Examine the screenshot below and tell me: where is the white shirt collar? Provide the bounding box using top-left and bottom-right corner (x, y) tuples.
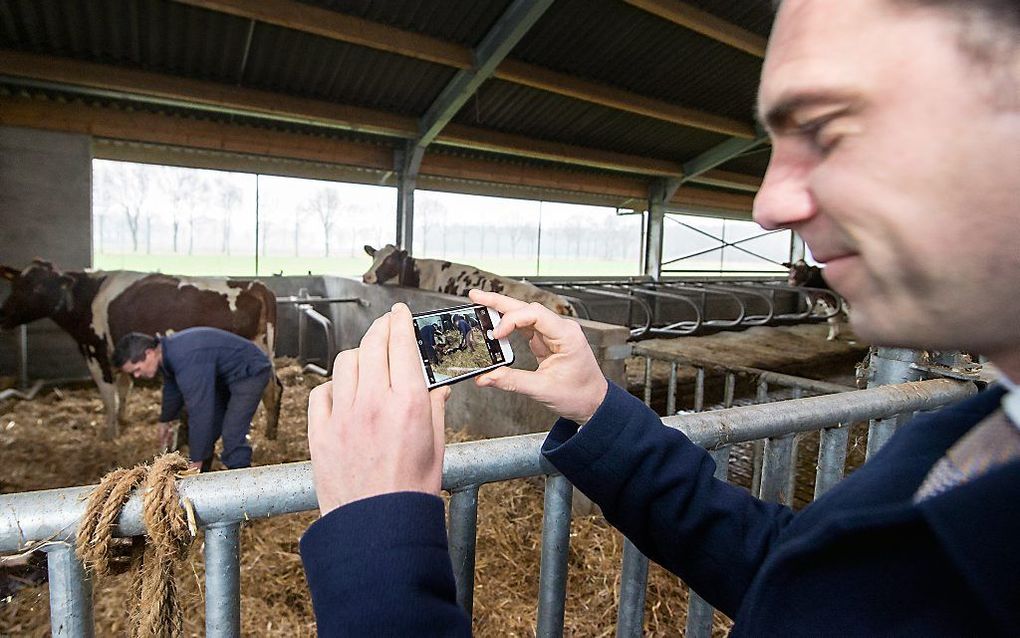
(999, 374), (1020, 429)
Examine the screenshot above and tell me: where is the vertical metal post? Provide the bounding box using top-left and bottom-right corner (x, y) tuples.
(866, 347), (924, 459)
(536, 474), (573, 638)
(615, 540), (649, 638)
(751, 379), (768, 497)
(44, 543), (94, 638)
(684, 447), (729, 638)
(666, 362), (678, 415)
(760, 435), (796, 505)
(723, 372), (735, 408)
(448, 486), (480, 617)
(395, 144), (423, 251)
(17, 323), (29, 389)
(205, 522), (242, 638)
(815, 424), (851, 499)
(643, 180), (667, 281)
(643, 357), (653, 407)
(789, 232), (806, 264)
(693, 368), (705, 412)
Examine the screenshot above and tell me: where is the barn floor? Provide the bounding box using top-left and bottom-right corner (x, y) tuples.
(1, 360), (733, 637)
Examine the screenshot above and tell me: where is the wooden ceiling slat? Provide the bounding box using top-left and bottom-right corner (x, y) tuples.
(170, 0), (755, 138)
(621, 0), (767, 58)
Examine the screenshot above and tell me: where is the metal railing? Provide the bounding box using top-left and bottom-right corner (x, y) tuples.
(0, 376), (975, 638)
(276, 290), (366, 376)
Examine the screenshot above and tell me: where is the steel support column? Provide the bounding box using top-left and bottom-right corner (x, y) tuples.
(644, 178), (677, 280)
(865, 347), (925, 458)
(394, 144), (423, 251)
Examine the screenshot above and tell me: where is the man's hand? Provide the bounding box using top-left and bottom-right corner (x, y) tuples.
(307, 303), (452, 517)
(468, 289), (608, 425)
(156, 421), (173, 452)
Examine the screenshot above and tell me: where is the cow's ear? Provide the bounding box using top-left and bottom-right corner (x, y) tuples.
(31, 258), (54, 269)
(781, 262), (792, 268)
(0, 265), (19, 281)
(364, 245), (376, 257)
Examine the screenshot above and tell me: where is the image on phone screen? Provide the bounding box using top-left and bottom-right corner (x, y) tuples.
(412, 304), (515, 389)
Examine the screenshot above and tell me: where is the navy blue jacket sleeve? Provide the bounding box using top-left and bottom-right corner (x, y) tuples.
(542, 381), (794, 616)
(159, 367), (185, 422)
(300, 492), (471, 637)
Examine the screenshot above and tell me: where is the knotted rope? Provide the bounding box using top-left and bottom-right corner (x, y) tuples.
(75, 453), (195, 638)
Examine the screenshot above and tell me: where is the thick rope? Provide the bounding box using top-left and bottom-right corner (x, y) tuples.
(75, 453), (194, 638)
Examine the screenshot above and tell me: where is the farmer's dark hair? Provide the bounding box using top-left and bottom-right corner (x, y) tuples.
(113, 332), (158, 367)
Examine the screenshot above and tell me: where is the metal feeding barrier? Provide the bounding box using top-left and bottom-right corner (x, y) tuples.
(0, 369), (976, 637)
(534, 278), (845, 339)
(275, 290), (366, 376)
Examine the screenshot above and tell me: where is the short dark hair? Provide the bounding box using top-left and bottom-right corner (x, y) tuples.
(773, 1), (1019, 60)
(113, 332), (158, 368)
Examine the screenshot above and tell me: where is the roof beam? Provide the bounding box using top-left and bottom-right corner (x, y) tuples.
(621, 0), (768, 58)
(416, 0), (554, 150)
(687, 169), (761, 192)
(170, 0), (754, 138)
(0, 51), (683, 177)
(681, 134), (769, 182)
(2, 95), (728, 208)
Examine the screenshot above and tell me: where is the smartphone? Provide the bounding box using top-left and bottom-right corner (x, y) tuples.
(412, 303), (515, 389)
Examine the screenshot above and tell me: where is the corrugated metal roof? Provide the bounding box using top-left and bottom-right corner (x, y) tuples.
(297, 0), (513, 48)
(511, 0), (763, 123)
(460, 79), (729, 161)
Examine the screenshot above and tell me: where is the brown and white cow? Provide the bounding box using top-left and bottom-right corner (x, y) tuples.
(785, 259), (849, 341)
(362, 245), (575, 316)
(0, 260), (283, 439)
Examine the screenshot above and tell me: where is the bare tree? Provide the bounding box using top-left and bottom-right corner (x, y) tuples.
(302, 187), (341, 257)
(158, 167), (207, 254)
(96, 163), (151, 253)
(219, 181), (243, 256)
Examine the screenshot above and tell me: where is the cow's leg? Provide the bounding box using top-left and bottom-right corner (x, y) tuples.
(827, 317), (841, 341)
(115, 373), (134, 423)
(261, 370), (283, 441)
(86, 359), (120, 439)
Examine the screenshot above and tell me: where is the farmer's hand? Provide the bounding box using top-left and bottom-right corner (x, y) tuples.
(156, 421), (173, 451)
(307, 303), (452, 517)
(468, 289), (608, 425)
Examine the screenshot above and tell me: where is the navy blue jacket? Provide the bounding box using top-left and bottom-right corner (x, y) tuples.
(300, 382), (1018, 635)
(158, 327), (271, 425)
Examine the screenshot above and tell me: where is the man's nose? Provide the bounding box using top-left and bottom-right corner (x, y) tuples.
(752, 149), (816, 230)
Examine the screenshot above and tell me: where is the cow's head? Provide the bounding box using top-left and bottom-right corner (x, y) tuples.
(363, 244), (411, 285)
(784, 260), (812, 286)
(0, 260), (75, 330)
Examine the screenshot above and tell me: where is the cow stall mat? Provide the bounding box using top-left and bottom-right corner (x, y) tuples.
(2, 359), (734, 636)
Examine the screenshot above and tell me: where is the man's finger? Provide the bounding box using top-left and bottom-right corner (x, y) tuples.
(429, 386), (451, 456)
(357, 313), (391, 391)
(469, 289), (528, 314)
(491, 302), (571, 341)
(308, 382), (333, 437)
(331, 349), (358, 416)
(476, 366), (546, 402)
(388, 303), (425, 391)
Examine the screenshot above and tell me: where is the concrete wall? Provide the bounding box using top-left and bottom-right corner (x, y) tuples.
(317, 277), (630, 437)
(0, 126), (93, 382)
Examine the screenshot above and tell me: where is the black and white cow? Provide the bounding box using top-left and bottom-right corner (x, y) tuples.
(785, 259), (849, 341)
(362, 245), (575, 316)
(0, 260), (283, 439)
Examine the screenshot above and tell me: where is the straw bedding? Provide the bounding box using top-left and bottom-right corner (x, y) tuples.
(1, 359), (745, 636)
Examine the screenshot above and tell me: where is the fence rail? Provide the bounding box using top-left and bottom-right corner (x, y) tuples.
(0, 378), (976, 637)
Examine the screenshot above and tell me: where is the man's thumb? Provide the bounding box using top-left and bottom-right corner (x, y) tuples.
(477, 367), (542, 399)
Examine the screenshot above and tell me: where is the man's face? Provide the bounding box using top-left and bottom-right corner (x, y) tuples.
(755, 0), (1020, 360)
(121, 348), (160, 380)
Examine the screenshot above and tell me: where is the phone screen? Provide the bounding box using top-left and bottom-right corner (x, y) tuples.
(412, 304), (512, 388)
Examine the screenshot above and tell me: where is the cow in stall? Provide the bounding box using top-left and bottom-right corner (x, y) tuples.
(0, 260), (283, 439)
(362, 245), (575, 316)
(784, 259), (850, 341)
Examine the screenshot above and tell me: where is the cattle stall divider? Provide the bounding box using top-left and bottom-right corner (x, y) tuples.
(0, 375), (976, 638)
(275, 290), (367, 376)
(0, 324), (70, 402)
(533, 278), (844, 338)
